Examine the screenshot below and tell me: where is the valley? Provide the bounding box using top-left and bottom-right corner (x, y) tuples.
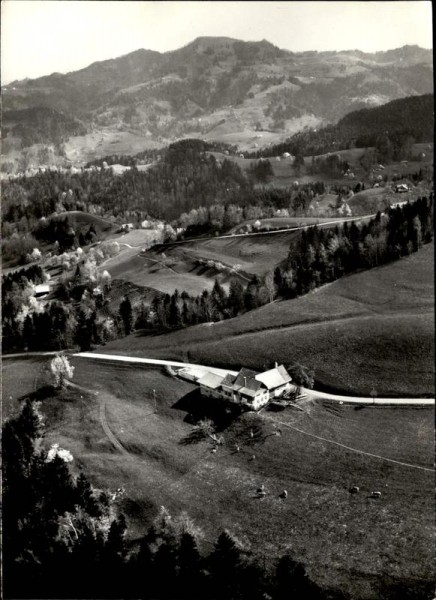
(1, 41), (433, 172)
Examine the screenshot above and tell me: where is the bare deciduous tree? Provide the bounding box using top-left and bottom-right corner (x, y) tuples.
(50, 354), (75, 389)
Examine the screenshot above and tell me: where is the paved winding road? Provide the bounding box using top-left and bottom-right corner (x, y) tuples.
(73, 352), (434, 406)
(4, 350), (433, 405)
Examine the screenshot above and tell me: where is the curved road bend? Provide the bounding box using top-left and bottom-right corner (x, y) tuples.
(73, 352), (434, 406)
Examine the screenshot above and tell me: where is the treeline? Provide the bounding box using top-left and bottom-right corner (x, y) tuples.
(2, 400), (335, 600)
(85, 148), (163, 168)
(176, 182), (331, 235)
(138, 276), (273, 331)
(274, 196), (434, 298)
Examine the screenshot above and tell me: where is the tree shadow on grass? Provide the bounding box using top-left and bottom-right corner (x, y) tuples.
(174, 389), (243, 445)
(227, 418), (272, 447)
(179, 428), (210, 445)
(17, 385), (56, 403)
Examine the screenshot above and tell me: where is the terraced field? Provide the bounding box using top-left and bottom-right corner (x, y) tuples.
(100, 226), (305, 295)
(159, 229), (300, 277)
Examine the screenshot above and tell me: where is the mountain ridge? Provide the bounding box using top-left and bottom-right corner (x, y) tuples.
(2, 38), (433, 169)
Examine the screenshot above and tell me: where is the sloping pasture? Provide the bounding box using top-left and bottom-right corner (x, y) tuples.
(104, 243), (434, 397)
(3, 355), (433, 599)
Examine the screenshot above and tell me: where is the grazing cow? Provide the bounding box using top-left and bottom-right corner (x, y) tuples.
(349, 486), (360, 494)
(371, 491), (381, 498)
(280, 490), (288, 499)
(257, 484), (265, 493)
(251, 454), (256, 461)
(211, 447), (217, 454)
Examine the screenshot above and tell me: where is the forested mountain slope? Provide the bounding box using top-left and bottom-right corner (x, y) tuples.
(249, 94), (434, 158)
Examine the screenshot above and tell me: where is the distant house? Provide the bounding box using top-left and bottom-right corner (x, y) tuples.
(33, 283), (50, 298)
(395, 184), (409, 193)
(120, 223), (134, 232)
(198, 364), (293, 411)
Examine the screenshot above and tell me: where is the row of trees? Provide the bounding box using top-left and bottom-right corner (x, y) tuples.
(274, 196), (433, 298)
(137, 278), (259, 330)
(3, 399), (343, 600)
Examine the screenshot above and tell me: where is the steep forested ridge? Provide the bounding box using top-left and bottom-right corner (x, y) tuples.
(248, 94), (434, 158)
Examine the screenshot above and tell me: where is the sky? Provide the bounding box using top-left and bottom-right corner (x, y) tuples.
(1, 1), (433, 84)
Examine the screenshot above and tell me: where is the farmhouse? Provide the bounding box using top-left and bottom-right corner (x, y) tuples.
(198, 364), (293, 411)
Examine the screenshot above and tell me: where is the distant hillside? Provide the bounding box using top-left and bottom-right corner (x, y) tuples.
(336, 93), (434, 144)
(2, 39), (433, 166)
(250, 94), (434, 158)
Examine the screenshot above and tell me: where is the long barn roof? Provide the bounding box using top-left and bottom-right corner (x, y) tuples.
(198, 372), (224, 389)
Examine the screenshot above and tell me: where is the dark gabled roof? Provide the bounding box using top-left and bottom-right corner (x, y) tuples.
(233, 368), (259, 390)
(221, 373), (237, 386)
